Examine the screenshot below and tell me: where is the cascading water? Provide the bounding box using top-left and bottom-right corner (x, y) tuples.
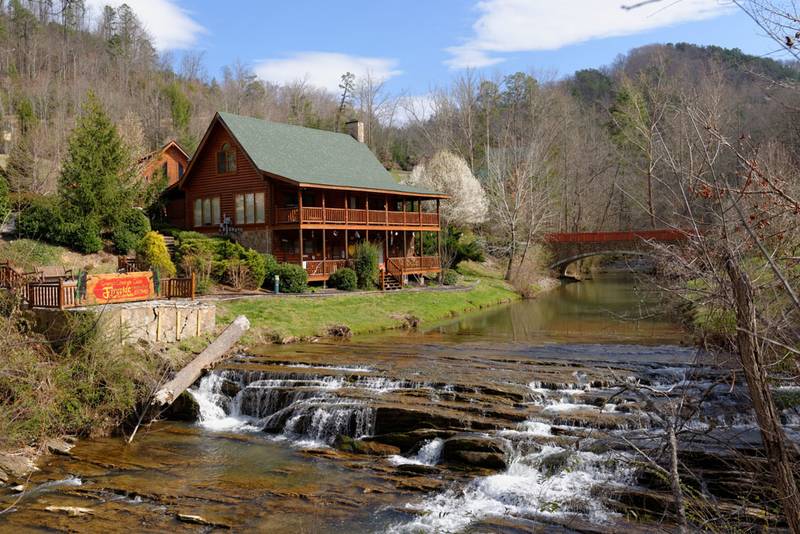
(390, 420), (634, 533)
(189, 370), (376, 446)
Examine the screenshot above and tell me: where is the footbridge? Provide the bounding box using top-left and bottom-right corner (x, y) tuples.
(543, 229), (690, 275)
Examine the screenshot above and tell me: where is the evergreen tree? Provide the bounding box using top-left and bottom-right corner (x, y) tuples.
(4, 133), (35, 192)
(58, 91), (133, 229)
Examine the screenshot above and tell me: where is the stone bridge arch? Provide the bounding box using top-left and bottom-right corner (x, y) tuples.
(543, 230), (689, 276)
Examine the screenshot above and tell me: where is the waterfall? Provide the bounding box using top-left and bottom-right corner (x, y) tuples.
(390, 425), (634, 533)
(189, 371), (375, 445)
(389, 438), (444, 466)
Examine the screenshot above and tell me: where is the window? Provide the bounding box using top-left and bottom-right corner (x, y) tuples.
(235, 192), (265, 224)
(162, 162), (168, 180)
(178, 163), (185, 178)
(216, 143), (236, 174)
(193, 197), (221, 227)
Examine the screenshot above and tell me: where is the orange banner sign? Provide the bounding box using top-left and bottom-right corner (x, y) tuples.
(83, 272), (155, 305)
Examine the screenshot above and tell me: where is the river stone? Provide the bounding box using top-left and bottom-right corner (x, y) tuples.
(163, 391), (200, 422)
(45, 438), (74, 456)
(334, 435), (400, 456)
(45, 506), (94, 517)
(441, 435), (507, 470)
(220, 378), (240, 398)
(0, 450), (37, 479)
(365, 429), (455, 453)
(539, 450), (573, 476)
(374, 407), (465, 434)
(445, 450), (507, 470)
(395, 463), (439, 475)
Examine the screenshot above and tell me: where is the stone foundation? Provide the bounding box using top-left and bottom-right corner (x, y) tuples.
(31, 300), (216, 345)
(237, 229), (272, 254)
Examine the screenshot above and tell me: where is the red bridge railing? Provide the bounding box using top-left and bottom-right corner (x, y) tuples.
(544, 229), (691, 244)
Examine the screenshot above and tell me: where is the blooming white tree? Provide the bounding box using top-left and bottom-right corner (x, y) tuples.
(406, 150), (488, 227)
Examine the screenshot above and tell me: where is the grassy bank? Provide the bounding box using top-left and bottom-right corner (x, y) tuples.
(216, 270), (521, 343)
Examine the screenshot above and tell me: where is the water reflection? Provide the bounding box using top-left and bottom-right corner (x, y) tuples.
(430, 273), (684, 345)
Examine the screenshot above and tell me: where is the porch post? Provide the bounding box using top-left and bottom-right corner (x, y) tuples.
(298, 229), (304, 265)
(437, 199), (442, 273)
(365, 196), (370, 226)
(298, 188), (303, 222)
(322, 190), (326, 223)
(322, 229), (327, 285)
(345, 192), (349, 223)
(298, 188), (304, 265)
(345, 229), (349, 261)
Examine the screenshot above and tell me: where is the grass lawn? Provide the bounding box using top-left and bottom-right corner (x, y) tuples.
(216, 274), (520, 342)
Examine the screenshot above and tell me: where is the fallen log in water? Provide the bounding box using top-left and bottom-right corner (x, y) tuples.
(152, 315), (250, 407)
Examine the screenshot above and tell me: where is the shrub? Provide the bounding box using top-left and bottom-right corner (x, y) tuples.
(274, 263), (307, 293)
(111, 229), (137, 254)
(442, 268), (459, 286)
(118, 208), (151, 239)
(136, 231), (176, 277)
(329, 267), (357, 291)
(17, 196), (62, 241)
(224, 259), (250, 290)
(242, 249), (267, 289)
(353, 242), (380, 290)
(66, 216), (103, 254)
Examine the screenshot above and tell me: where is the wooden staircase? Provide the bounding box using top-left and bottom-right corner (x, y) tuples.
(382, 272), (402, 291)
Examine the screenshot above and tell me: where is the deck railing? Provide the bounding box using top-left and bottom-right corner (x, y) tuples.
(27, 279), (77, 309)
(160, 274), (196, 299)
(274, 207), (439, 227)
(305, 259), (349, 277)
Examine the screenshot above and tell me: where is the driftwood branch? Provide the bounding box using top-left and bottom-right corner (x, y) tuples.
(152, 315), (250, 407)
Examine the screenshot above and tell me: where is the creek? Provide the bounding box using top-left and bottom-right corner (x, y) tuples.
(2, 273), (797, 532)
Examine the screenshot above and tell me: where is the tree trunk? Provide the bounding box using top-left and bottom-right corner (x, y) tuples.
(725, 256), (800, 533)
(152, 315), (250, 407)
(668, 425), (688, 533)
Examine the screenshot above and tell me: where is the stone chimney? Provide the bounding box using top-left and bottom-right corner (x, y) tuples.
(345, 120), (365, 143)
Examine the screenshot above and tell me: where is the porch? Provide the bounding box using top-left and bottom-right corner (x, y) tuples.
(272, 186), (441, 230)
(272, 228), (441, 288)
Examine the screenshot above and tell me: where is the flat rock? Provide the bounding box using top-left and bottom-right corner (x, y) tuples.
(45, 506), (94, 517)
(0, 450), (38, 479)
(45, 438), (74, 456)
(177, 513), (230, 528)
(334, 435), (400, 456)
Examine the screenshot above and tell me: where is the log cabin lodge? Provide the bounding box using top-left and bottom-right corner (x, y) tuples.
(163, 112), (446, 287)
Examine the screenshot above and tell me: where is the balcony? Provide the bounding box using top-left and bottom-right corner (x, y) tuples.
(275, 207), (440, 228)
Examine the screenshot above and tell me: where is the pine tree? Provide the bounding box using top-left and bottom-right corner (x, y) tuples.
(58, 91), (133, 229)
(4, 133), (35, 192)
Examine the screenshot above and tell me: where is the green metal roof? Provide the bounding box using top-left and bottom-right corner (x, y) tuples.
(217, 112), (443, 197)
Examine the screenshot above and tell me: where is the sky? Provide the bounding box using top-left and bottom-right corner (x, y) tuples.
(84, 0), (788, 95)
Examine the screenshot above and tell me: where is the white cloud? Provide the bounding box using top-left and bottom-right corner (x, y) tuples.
(85, 0), (205, 50)
(447, 0), (736, 68)
(253, 52), (402, 93)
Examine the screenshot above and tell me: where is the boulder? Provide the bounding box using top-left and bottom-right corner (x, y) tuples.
(220, 378), (241, 398)
(0, 450), (37, 480)
(365, 429), (455, 453)
(374, 407), (465, 435)
(45, 438), (74, 456)
(334, 435), (400, 456)
(446, 450), (507, 470)
(539, 450), (573, 477)
(441, 435), (507, 471)
(326, 324), (352, 338)
(163, 391), (200, 422)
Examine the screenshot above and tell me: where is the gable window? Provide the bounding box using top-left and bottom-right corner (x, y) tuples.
(193, 196), (221, 227)
(162, 162), (168, 180)
(235, 192), (265, 225)
(178, 162), (185, 178)
(216, 143), (236, 174)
